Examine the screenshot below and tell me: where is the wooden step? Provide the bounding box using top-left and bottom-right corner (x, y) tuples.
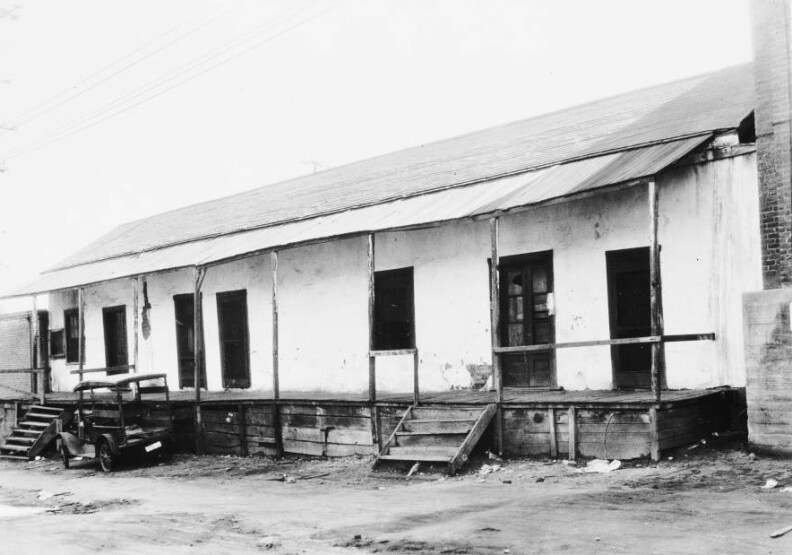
(378, 453), (455, 463)
(0, 454), (29, 460)
(395, 432), (466, 448)
(387, 446), (458, 459)
(410, 407), (485, 420)
(24, 412), (57, 421)
(401, 420), (475, 434)
(0, 443), (29, 452)
(4, 437), (35, 444)
(27, 405), (63, 414)
(13, 429), (40, 435)
(18, 421), (50, 428)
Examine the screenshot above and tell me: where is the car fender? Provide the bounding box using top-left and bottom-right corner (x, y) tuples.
(58, 431), (82, 454)
(98, 433), (121, 455)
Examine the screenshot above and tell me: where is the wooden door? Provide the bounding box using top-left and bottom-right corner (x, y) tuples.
(606, 248), (652, 389)
(217, 290), (251, 389)
(499, 252), (554, 388)
(174, 294), (205, 389)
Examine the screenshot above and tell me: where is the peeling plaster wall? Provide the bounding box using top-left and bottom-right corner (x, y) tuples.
(46, 153), (760, 394)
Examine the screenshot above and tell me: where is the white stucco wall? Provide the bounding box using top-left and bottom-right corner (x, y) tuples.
(46, 152), (760, 394)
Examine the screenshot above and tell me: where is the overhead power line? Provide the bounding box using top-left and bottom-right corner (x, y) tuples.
(0, 1), (337, 164)
(0, 2), (242, 134)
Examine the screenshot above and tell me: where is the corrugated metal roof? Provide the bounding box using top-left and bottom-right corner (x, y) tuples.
(50, 63), (754, 272)
(6, 135), (712, 297)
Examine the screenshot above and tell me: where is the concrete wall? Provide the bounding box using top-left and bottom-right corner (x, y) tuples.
(46, 152), (760, 394)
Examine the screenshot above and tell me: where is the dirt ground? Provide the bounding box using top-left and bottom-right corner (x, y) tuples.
(1, 437), (792, 554)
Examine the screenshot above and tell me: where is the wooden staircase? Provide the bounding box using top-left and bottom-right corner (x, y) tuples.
(374, 404), (497, 475)
(0, 405), (72, 460)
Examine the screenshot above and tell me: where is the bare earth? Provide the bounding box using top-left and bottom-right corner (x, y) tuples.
(1, 438), (791, 554)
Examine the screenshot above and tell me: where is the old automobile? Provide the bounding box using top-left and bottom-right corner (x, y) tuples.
(58, 373), (175, 472)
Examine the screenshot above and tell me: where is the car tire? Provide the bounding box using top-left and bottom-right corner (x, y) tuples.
(60, 444), (70, 469)
(97, 441), (114, 473)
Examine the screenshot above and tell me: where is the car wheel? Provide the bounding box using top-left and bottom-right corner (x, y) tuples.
(97, 441), (114, 473)
(60, 444), (70, 469)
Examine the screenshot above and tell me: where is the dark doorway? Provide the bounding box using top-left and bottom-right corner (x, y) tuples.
(174, 293), (206, 389)
(102, 306), (128, 373)
(217, 290), (250, 389)
(606, 247), (651, 389)
(499, 251), (555, 388)
(374, 267), (415, 350)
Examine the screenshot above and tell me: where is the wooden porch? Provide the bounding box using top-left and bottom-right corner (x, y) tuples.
(32, 386), (737, 462)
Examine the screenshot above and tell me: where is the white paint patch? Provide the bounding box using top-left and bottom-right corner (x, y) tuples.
(0, 505), (48, 518)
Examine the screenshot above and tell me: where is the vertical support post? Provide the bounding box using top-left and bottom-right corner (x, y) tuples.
(133, 277), (140, 373)
(193, 267), (206, 455)
(648, 179), (665, 402)
(270, 251), (283, 457)
(489, 217), (504, 455)
(30, 295), (41, 402)
(568, 406), (577, 461)
(548, 407), (558, 458)
(413, 349), (420, 406)
(239, 403), (248, 457)
(78, 287), (85, 401)
(367, 234), (376, 404)
(649, 406), (660, 462)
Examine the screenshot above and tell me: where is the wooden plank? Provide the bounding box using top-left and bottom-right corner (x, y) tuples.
(280, 413), (371, 431)
(369, 349), (417, 357)
(68, 365), (135, 375)
(202, 410), (241, 424)
(271, 251), (280, 401)
(193, 268), (205, 455)
(395, 432), (464, 448)
(413, 349), (420, 406)
(568, 407), (576, 461)
(203, 430), (241, 448)
(489, 218), (503, 457)
(494, 335), (661, 354)
(374, 406), (412, 465)
(648, 179), (664, 402)
(450, 404), (497, 474)
(0, 368), (47, 374)
(30, 296), (38, 400)
(281, 426), (372, 445)
(411, 407), (485, 420)
(246, 410), (276, 427)
(133, 278), (139, 378)
(203, 422), (240, 435)
(367, 234), (376, 403)
(548, 407), (558, 458)
(401, 420), (474, 434)
(246, 424), (276, 439)
(283, 439), (375, 457)
(280, 404), (371, 418)
(247, 442), (278, 457)
(239, 404), (248, 457)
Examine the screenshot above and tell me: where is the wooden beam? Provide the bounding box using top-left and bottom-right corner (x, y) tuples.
(30, 295), (41, 402)
(489, 217), (504, 457)
(78, 287), (85, 400)
(133, 277), (140, 374)
(648, 180), (664, 402)
(413, 348), (420, 406)
(193, 267), (206, 455)
(271, 251), (283, 457)
(548, 407), (558, 458)
(69, 365), (135, 375)
(369, 348), (418, 357)
(568, 406), (577, 461)
(649, 407), (660, 462)
(0, 368), (47, 374)
(367, 234), (376, 404)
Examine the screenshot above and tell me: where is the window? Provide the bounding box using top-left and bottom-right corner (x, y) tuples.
(174, 293), (206, 389)
(49, 329), (65, 358)
(374, 267), (415, 350)
(102, 305), (128, 371)
(217, 290), (250, 389)
(64, 309), (80, 363)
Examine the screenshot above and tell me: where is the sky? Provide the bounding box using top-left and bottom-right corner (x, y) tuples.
(0, 0), (752, 311)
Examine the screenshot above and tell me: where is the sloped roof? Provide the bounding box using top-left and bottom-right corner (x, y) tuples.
(50, 63), (754, 273)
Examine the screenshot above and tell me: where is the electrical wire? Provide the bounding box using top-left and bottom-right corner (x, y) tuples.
(0, 2), (243, 133)
(1, 1), (337, 163)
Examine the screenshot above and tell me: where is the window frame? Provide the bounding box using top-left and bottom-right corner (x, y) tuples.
(216, 289), (251, 389)
(64, 308), (80, 364)
(373, 266), (416, 351)
(102, 305), (129, 371)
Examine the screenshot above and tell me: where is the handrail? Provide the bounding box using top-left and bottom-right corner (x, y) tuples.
(69, 364), (136, 375)
(493, 333), (715, 354)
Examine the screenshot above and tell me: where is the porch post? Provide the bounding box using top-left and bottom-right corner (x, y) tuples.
(271, 251), (284, 456)
(30, 294), (42, 403)
(648, 179), (665, 402)
(489, 217), (504, 455)
(193, 267), (206, 455)
(133, 277), (140, 373)
(78, 287), (85, 401)
(367, 234), (376, 403)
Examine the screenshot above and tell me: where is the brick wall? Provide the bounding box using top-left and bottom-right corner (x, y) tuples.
(0, 313), (32, 399)
(751, 0), (792, 288)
